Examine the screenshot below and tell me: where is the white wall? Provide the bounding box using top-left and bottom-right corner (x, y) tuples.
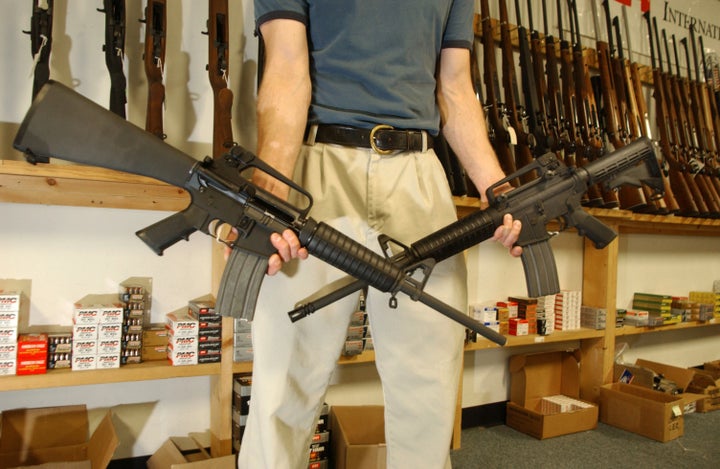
(1, 0), (719, 459)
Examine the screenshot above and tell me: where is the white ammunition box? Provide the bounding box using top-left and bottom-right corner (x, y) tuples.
(168, 333), (198, 352)
(0, 292), (21, 312)
(98, 338), (121, 355)
(0, 359), (16, 376)
(98, 323), (123, 341)
(73, 306), (100, 325)
(100, 304), (124, 324)
(0, 327), (17, 344)
(72, 339), (98, 357)
(97, 353), (121, 369)
(72, 354), (97, 371)
(0, 311), (19, 328)
(0, 343), (17, 361)
(73, 324), (98, 341)
(166, 312), (199, 338)
(167, 346), (198, 366)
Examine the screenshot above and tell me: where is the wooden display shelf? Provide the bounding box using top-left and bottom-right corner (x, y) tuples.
(465, 327), (606, 351)
(0, 159), (189, 211)
(615, 318), (720, 336)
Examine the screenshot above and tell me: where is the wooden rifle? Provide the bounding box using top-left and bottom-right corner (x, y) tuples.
(568, 0), (615, 207)
(479, 0), (518, 186)
(540, 0), (568, 155)
(24, 0), (53, 101)
(140, 0), (167, 140)
(499, 0), (536, 184)
(98, 0), (127, 118)
(656, 20), (711, 216)
(699, 35), (720, 166)
(669, 31), (720, 215)
(204, 0), (235, 160)
(685, 28), (720, 202)
(614, 8), (667, 212)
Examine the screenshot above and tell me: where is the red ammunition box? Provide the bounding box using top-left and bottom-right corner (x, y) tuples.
(16, 333), (48, 375)
(508, 318), (529, 336)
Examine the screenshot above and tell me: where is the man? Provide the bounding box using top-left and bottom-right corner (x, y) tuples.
(238, 1), (522, 467)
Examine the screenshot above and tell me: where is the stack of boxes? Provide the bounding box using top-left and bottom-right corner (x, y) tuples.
(580, 306), (607, 330)
(509, 296), (536, 336)
(72, 294), (124, 370)
(496, 300), (517, 335)
(166, 311), (199, 366)
(536, 295), (556, 335)
(342, 293), (368, 356)
(688, 291), (720, 320)
(188, 299), (222, 364)
(119, 277), (152, 365)
(0, 291), (20, 376)
(233, 318), (253, 363)
(554, 290), (582, 331)
(309, 403), (330, 468)
(631, 292), (673, 326)
(232, 375), (252, 453)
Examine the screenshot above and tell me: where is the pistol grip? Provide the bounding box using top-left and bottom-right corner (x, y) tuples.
(520, 241), (560, 298)
(216, 248), (269, 321)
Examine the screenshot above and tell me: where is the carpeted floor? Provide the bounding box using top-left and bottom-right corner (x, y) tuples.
(450, 410), (720, 468)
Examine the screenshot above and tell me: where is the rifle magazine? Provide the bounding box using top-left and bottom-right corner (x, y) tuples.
(216, 248), (268, 321)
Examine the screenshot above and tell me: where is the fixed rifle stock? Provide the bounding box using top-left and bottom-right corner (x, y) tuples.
(13, 81), (506, 345)
(140, 0), (167, 140)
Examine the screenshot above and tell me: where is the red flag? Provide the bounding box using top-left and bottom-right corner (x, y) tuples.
(641, 0), (650, 12)
(615, 0), (632, 5)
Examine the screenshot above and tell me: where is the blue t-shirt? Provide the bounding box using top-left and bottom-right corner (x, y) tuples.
(255, 0), (474, 134)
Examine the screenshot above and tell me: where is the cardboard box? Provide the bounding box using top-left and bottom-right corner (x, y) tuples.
(506, 350), (598, 439)
(146, 434), (235, 469)
(0, 405), (118, 468)
(330, 406), (386, 469)
(599, 382), (684, 442)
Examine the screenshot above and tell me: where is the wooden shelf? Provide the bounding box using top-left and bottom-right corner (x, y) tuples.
(465, 328), (606, 351)
(615, 318), (720, 337)
(0, 160), (189, 211)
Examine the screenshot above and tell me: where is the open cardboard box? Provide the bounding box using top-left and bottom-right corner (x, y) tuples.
(600, 382), (684, 442)
(615, 358), (720, 413)
(146, 432), (235, 469)
(0, 405), (118, 469)
(505, 350), (598, 439)
(330, 406), (386, 469)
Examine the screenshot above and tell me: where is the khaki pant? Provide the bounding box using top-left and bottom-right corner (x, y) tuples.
(238, 142), (467, 469)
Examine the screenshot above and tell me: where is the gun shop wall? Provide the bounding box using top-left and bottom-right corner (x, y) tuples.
(1, 0), (720, 461)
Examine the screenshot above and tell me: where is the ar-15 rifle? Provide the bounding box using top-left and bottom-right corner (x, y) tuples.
(24, 0), (53, 101)
(499, 0), (536, 184)
(140, 0), (167, 139)
(203, 0), (235, 160)
(14, 82), (663, 346)
(97, 0), (127, 118)
(479, 0), (518, 186)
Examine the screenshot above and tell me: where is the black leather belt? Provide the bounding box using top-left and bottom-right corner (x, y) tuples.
(305, 124), (433, 154)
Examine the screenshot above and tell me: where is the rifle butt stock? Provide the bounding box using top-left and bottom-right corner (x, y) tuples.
(13, 81), (196, 187)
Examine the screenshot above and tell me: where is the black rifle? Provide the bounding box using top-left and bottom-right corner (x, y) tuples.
(98, 0), (127, 118)
(15, 82), (664, 345)
(24, 0), (53, 101)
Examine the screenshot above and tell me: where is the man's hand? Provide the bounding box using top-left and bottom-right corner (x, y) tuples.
(267, 229), (309, 275)
(493, 213), (523, 257)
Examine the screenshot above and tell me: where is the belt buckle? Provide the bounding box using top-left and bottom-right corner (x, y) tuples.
(370, 124), (394, 155)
